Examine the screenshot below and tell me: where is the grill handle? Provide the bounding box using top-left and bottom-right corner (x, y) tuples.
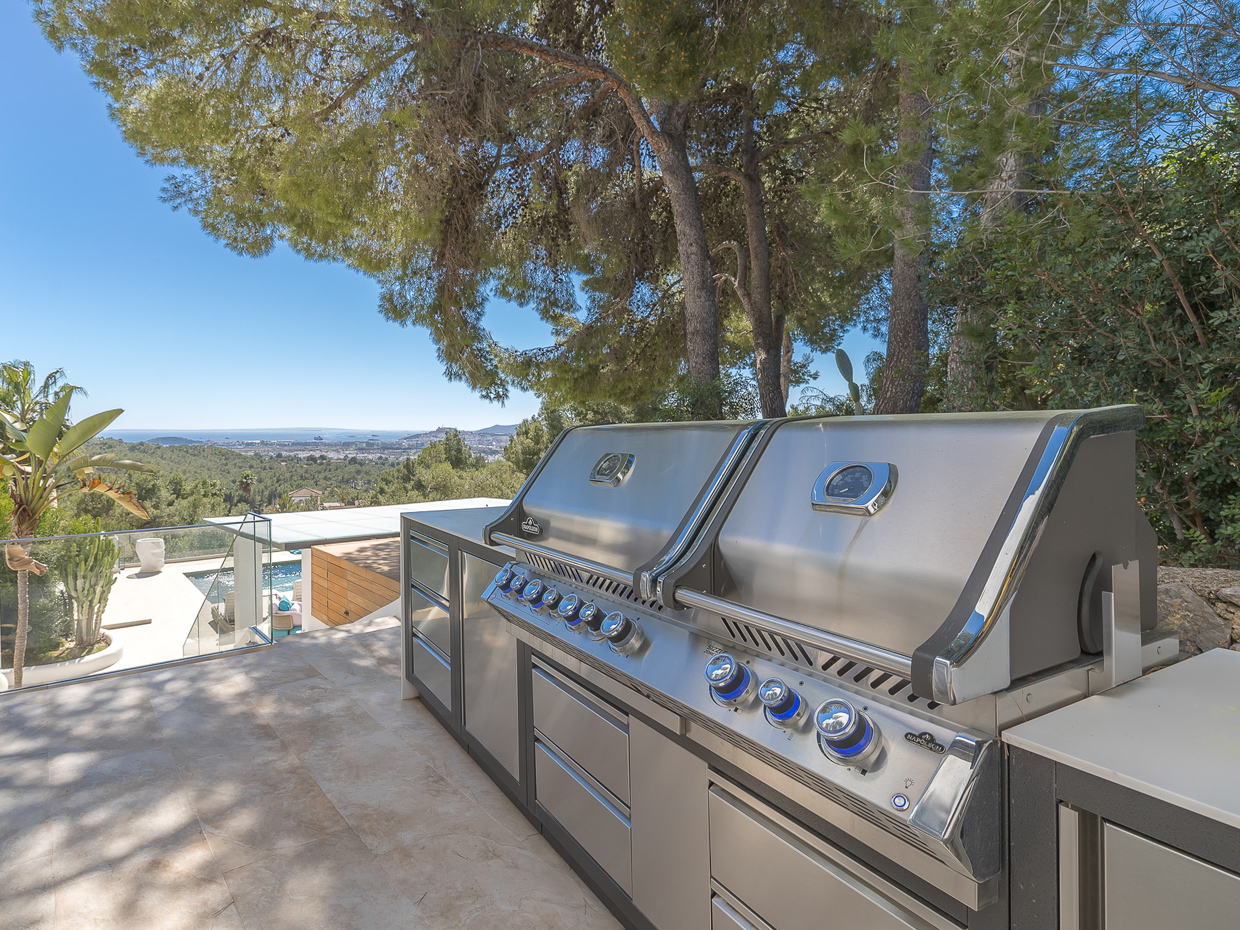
(489, 533), (634, 588)
(672, 586), (914, 681)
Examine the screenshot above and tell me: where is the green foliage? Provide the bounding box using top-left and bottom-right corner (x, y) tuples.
(58, 524), (119, 647)
(935, 118), (1240, 566)
(366, 431), (526, 505)
(68, 440), (392, 527)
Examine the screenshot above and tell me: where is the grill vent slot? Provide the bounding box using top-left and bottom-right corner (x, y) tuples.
(525, 553), (664, 613)
(709, 614), (937, 710)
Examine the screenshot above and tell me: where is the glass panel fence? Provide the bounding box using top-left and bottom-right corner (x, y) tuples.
(0, 516), (275, 692)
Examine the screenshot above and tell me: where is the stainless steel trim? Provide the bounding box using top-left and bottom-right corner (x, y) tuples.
(1060, 804), (1081, 930)
(532, 664), (631, 806)
(1101, 562), (1143, 691)
(410, 632), (451, 710)
(710, 892), (773, 930)
(640, 423), (767, 600)
(931, 405), (1144, 704)
(674, 587), (914, 680)
(810, 462), (898, 516)
(489, 533), (633, 586)
(907, 735), (1001, 880)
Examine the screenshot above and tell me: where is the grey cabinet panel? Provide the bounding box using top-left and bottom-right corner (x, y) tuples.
(535, 740), (632, 894)
(460, 553), (518, 778)
(631, 720), (710, 930)
(410, 634), (451, 712)
(1104, 823), (1240, 930)
(532, 666), (630, 806)
(712, 896), (772, 930)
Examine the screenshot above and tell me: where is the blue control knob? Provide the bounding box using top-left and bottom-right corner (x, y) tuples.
(539, 588), (561, 611)
(519, 579), (544, 603)
(578, 601), (602, 635)
(558, 593), (583, 630)
(814, 699), (880, 764)
(758, 678), (802, 726)
(704, 654), (752, 704)
(503, 575), (527, 598)
(493, 566), (514, 590)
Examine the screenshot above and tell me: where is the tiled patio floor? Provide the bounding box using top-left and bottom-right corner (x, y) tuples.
(0, 618), (621, 930)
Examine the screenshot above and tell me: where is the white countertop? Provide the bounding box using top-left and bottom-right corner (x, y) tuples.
(1004, 648), (1240, 830)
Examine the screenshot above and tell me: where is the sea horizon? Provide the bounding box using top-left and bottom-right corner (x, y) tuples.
(102, 425), (518, 443)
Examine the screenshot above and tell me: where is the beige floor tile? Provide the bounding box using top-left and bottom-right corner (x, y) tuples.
(0, 689), (50, 757)
(226, 649), (325, 693)
(138, 660), (247, 707)
(350, 685), (444, 736)
(0, 751), (53, 868)
(180, 746), (352, 872)
(248, 676), (385, 755)
(298, 727), (488, 856)
(379, 813), (622, 930)
(52, 839), (237, 930)
(223, 830), (421, 930)
(48, 749), (207, 885)
(417, 731), (541, 841)
(41, 676), (164, 764)
(295, 640), (401, 690)
(152, 696), (288, 764)
(0, 854), (56, 930)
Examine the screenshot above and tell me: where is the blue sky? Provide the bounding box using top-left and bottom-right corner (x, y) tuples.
(0, 4), (877, 433)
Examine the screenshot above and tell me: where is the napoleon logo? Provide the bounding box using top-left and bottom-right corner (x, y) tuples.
(520, 516), (542, 536)
(904, 731), (946, 754)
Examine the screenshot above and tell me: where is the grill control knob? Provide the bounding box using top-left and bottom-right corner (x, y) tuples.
(600, 611), (643, 653)
(503, 575), (527, 599)
(558, 593), (584, 630)
(539, 588), (561, 612)
(758, 678), (803, 727)
(519, 579), (544, 603)
(579, 601), (603, 636)
(704, 654), (753, 705)
(814, 699), (881, 766)
(493, 566), (514, 590)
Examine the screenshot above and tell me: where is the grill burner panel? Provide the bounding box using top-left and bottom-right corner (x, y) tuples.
(487, 562), (998, 883)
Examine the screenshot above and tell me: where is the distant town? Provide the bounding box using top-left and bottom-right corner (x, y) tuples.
(104, 424), (520, 461)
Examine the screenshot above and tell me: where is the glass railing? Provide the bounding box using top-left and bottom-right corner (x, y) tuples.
(0, 515), (275, 692)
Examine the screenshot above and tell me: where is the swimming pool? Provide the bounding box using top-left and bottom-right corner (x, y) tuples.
(188, 561), (302, 597)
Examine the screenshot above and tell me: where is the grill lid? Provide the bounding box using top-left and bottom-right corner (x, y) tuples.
(484, 421), (758, 581)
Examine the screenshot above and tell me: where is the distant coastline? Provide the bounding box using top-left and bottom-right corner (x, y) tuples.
(103, 425), (517, 444)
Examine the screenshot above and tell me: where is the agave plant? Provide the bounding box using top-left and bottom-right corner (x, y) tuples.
(0, 390), (154, 687)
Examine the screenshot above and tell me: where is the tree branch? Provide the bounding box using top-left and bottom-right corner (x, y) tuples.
(759, 129), (835, 160)
(692, 162), (745, 183)
(1054, 60), (1240, 99)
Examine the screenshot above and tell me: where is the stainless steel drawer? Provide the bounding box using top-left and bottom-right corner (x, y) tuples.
(536, 740), (632, 894)
(1103, 823), (1240, 930)
(410, 633), (451, 712)
(532, 665), (630, 805)
(708, 784), (940, 930)
(408, 583), (451, 657)
(407, 534), (450, 601)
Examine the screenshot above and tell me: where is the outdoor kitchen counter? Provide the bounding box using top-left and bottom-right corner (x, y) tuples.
(1004, 648), (1240, 831)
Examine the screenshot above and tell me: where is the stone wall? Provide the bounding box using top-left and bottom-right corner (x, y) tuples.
(1156, 567), (1240, 655)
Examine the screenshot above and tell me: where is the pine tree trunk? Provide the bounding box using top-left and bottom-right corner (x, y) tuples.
(779, 321), (793, 406)
(875, 80), (934, 415)
(650, 101), (720, 389)
(14, 568), (29, 689)
(740, 104), (786, 419)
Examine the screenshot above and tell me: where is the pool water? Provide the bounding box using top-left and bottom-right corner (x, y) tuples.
(188, 561), (302, 597)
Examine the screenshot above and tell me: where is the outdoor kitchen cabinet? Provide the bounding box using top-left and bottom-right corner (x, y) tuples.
(401, 507), (523, 795)
(1005, 648), (1240, 930)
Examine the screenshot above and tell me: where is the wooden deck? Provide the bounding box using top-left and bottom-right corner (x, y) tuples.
(310, 538), (400, 627)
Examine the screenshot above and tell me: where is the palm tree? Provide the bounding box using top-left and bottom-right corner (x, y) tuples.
(0, 387), (154, 686)
(238, 471), (255, 509)
(0, 360), (83, 423)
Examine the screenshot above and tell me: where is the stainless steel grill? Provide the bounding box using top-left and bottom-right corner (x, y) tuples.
(462, 407), (1176, 927)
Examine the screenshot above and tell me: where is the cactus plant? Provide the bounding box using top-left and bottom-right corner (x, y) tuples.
(60, 534), (120, 647)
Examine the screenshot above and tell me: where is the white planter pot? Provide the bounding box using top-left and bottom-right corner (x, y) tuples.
(136, 537), (165, 573)
(1, 631), (124, 688)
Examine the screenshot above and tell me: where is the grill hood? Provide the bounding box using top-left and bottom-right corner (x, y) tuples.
(486, 406), (1156, 704)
